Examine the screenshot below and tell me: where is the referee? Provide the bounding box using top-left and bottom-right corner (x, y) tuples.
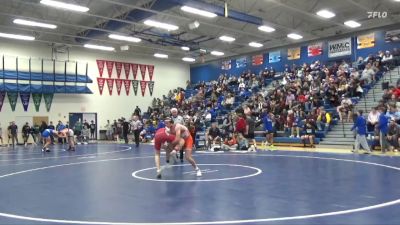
(131, 116), (142, 147)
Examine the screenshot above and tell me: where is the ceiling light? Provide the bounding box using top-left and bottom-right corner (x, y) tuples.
(219, 35), (235, 42)
(287, 33), (303, 40)
(258, 25), (275, 33)
(143, 20), (179, 31)
(84, 44), (114, 51)
(316, 9), (336, 18)
(154, 53), (168, 58)
(108, 34), (141, 43)
(181, 6), (217, 18)
(181, 46), (190, 51)
(211, 51), (224, 56)
(40, 0), (89, 12)
(249, 42), (263, 48)
(13, 19), (57, 29)
(182, 57), (196, 62)
(200, 49), (207, 53)
(344, 20), (361, 28)
(0, 32), (35, 41)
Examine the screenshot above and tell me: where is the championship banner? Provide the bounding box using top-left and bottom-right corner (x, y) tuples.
(147, 65), (154, 81)
(96, 60), (105, 77)
(123, 63), (131, 80)
(140, 80), (147, 96)
(308, 43), (323, 57)
(139, 64), (147, 80)
(269, 51), (281, 63)
(148, 81), (155, 96)
(252, 54), (263, 66)
(328, 38), (351, 58)
(357, 32), (375, 49)
(43, 93), (53, 112)
(132, 80), (139, 96)
(106, 78), (114, 95)
(106, 61), (114, 78)
(385, 29), (400, 43)
(20, 92), (30, 112)
(97, 77), (106, 95)
(287, 47), (300, 60)
(7, 92), (18, 111)
(236, 57), (247, 68)
(32, 93), (42, 112)
(221, 60), (231, 70)
(123, 80), (131, 95)
(115, 79), (123, 96)
(0, 92), (5, 111)
(115, 62), (123, 78)
(131, 63), (138, 80)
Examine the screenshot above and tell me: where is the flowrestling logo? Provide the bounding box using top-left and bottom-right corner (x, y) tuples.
(328, 38), (352, 58)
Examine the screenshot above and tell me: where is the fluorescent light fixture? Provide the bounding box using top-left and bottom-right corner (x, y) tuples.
(143, 19), (179, 31)
(200, 49), (207, 53)
(154, 53), (168, 58)
(316, 9), (336, 18)
(181, 6), (217, 18)
(344, 20), (361, 28)
(249, 42), (263, 48)
(40, 0), (89, 12)
(258, 25), (275, 32)
(182, 57), (196, 62)
(181, 46), (190, 51)
(13, 19), (57, 29)
(0, 32), (35, 41)
(211, 51), (224, 56)
(287, 33), (303, 40)
(108, 34), (141, 43)
(84, 44), (114, 51)
(219, 35), (235, 42)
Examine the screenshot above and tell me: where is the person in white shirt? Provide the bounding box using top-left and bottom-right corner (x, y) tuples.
(367, 107), (380, 132)
(171, 108), (184, 124)
(131, 116), (142, 147)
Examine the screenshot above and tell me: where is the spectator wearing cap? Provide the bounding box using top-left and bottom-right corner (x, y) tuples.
(351, 110), (371, 154)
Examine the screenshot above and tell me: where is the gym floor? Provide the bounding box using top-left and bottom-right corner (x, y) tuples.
(0, 144), (399, 225)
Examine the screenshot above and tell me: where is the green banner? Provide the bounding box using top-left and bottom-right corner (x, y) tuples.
(43, 93), (54, 112)
(7, 92), (18, 111)
(32, 93), (42, 112)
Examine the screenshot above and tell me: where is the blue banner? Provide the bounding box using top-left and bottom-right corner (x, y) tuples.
(269, 51), (281, 63)
(236, 57), (247, 68)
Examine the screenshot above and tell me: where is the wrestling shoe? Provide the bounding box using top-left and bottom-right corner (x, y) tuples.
(196, 169), (202, 177)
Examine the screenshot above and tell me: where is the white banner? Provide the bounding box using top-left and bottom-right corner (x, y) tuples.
(328, 38), (352, 58)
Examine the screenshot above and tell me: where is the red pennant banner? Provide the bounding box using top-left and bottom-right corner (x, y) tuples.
(106, 78), (114, 95)
(123, 63), (131, 80)
(115, 62), (123, 78)
(139, 64), (147, 80)
(106, 61), (114, 78)
(115, 79), (123, 95)
(96, 60), (105, 77)
(123, 80), (131, 95)
(147, 65), (154, 81)
(131, 63), (138, 80)
(140, 80), (147, 96)
(97, 77), (106, 95)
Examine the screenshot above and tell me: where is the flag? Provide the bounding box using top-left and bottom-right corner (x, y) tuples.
(0, 92), (5, 112)
(7, 92), (18, 111)
(106, 61), (114, 78)
(132, 80), (139, 96)
(148, 81), (155, 96)
(287, 47), (301, 60)
(269, 51), (281, 63)
(236, 57), (247, 68)
(115, 62), (123, 78)
(139, 64), (147, 80)
(221, 60), (231, 70)
(96, 60), (105, 77)
(140, 80), (147, 96)
(32, 93), (42, 112)
(123, 80), (131, 95)
(106, 78), (114, 95)
(97, 77), (106, 95)
(131, 63), (138, 80)
(43, 93), (53, 112)
(123, 63), (131, 79)
(20, 92), (30, 111)
(115, 79), (123, 95)
(252, 54), (263, 66)
(308, 43), (323, 57)
(147, 65), (154, 81)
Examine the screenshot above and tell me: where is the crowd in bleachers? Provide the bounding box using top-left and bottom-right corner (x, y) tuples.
(105, 47), (400, 152)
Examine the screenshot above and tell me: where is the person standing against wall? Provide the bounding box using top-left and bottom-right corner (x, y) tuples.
(122, 119), (131, 144)
(89, 120), (96, 140)
(105, 120), (112, 140)
(8, 121), (18, 149)
(134, 106), (141, 117)
(131, 116), (142, 147)
(22, 122), (31, 147)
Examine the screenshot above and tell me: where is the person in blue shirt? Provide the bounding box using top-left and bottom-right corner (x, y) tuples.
(351, 110), (371, 154)
(377, 107), (389, 153)
(156, 120), (165, 130)
(41, 128), (57, 152)
(262, 111), (275, 149)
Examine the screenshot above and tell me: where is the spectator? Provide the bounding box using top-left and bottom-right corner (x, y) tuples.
(8, 121), (18, 148)
(316, 108), (332, 132)
(387, 118), (400, 152)
(206, 122), (221, 150)
(22, 122), (31, 147)
(301, 120), (316, 148)
(235, 111), (247, 135)
(134, 106), (141, 116)
(221, 133), (238, 151)
(122, 119), (130, 144)
(262, 111), (274, 148)
(367, 107), (380, 132)
(337, 97), (353, 122)
(89, 120), (96, 140)
(104, 120), (112, 140)
(351, 110), (371, 154)
(377, 107), (389, 153)
(237, 133), (249, 151)
(171, 108), (184, 124)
